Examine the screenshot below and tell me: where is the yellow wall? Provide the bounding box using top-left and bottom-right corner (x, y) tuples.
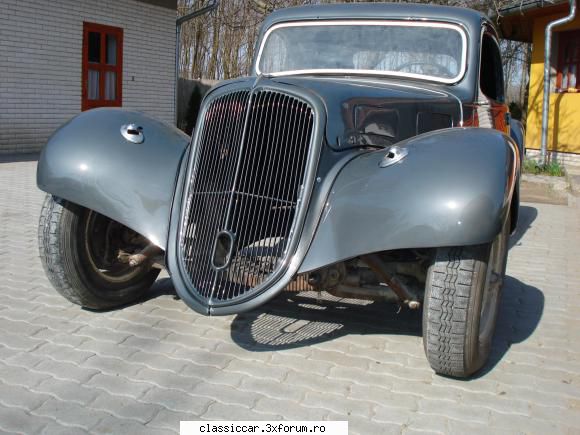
(526, 13), (580, 154)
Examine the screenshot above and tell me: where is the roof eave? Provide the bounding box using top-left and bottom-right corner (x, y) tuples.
(498, 0), (568, 18)
(135, 0), (177, 10)
(496, 0), (571, 41)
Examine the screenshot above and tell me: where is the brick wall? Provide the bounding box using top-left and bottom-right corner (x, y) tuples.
(0, 0), (176, 154)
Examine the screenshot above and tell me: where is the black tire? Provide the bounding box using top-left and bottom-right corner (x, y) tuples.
(423, 214), (510, 378)
(38, 195), (160, 310)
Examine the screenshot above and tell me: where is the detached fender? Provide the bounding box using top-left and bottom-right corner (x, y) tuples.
(37, 108), (189, 249)
(298, 128), (519, 273)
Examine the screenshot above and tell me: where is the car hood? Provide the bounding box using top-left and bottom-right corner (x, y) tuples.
(267, 76), (463, 149)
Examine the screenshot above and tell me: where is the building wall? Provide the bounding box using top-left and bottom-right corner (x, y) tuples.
(0, 0), (176, 154)
(526, 12), (580, 155)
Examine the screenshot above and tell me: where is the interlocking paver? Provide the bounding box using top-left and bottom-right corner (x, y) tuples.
(0, 406), (52, 434)
(32, 398), (110, 430)
(87, 392), (163, 424)
(253, 397), (329, 421)
(1, 159), (580, 434)
(0, 362), (52, 388)
(140, 388), (214, 415)
(0, 381), (52, 411)
(40, 422), (92, 435)
(90, 418), (170, 435)
(33, 378), (100, 406)
(201, 402), (280, 421)
(133, 367), (202, 392)
(146, 409), (201, 432)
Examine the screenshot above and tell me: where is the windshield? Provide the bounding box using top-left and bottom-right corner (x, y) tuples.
(257, 21), (467, 84)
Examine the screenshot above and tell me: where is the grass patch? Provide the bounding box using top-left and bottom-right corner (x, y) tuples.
(523, 158), (565, 177)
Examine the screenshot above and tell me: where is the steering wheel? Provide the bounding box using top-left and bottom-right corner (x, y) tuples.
(393, 61), (453, 78)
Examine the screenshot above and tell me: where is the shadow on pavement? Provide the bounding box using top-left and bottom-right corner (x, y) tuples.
(230, 291), (422, 350)
(83, 277), (179, 313)
(476, 275), (544, 378)
(230, 275), (543, 378)
(509, 205), (538, 250)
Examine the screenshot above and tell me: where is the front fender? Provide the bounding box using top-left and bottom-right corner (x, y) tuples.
(510, 118), (525, 165)
(37, 108), (189, 249)
(299, 128), (519, 273)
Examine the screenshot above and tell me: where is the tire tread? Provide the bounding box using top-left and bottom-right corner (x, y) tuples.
(38, 195), (158, 309)
(423, 245), (487, 377)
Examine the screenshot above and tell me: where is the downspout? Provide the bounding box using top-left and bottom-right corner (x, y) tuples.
(541, 0), (576, 164)
(175, 0), (219, 126)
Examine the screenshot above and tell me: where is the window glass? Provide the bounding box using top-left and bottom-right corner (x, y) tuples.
(479, 34), (505, 102)
(88, 70), (100, 100)
(105, 71), (116, 100)
(558, 31), (580, 91)
(88, 32), (101, 63)
(106, 35), (117, 66)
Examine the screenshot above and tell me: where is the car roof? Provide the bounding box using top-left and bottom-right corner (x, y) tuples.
(262, 3), (489, 32)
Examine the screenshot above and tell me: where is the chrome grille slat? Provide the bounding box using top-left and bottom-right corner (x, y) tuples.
(178, 88), (316, 306)
(202, 91), (249, 295)
(198, 91), (246, 298)
(258, 93), (288, 282)
(185, 92), (241, 298)
(256, 95), (291, 285)
(241, 91), (273, 287)
(271, 99), (306, 281)
(222, 91), (266, 298)
(184, 91), (250, 299)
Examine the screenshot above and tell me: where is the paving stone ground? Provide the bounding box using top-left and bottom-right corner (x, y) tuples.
(1, 159), (580, 435)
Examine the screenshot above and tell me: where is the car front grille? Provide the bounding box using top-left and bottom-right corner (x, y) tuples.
(178, 88), (316, 306)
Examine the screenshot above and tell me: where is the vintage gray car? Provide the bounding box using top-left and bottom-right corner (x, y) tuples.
(37, 3), (523, 377)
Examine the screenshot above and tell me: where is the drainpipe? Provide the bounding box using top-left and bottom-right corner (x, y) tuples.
(175, 0), (219, 126)
(540, 0), (576, 164)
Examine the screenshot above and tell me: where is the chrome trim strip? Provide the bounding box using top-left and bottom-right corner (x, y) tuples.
(255, 20), (468, 85)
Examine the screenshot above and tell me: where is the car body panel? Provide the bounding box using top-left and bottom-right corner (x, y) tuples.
(299, 127), (519, 273)
(37, 108), (189, 249)
(272, 76), (464, 149)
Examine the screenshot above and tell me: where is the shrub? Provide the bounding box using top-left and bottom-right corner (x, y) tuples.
(523, 158), (565, 177)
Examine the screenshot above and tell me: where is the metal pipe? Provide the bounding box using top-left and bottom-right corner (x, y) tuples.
(541, 0), (576, 164)
(175, 0), (219, 126)
(361, 254), (421, 309)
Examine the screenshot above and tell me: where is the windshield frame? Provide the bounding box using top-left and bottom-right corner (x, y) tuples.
(255, 20), (469, 85)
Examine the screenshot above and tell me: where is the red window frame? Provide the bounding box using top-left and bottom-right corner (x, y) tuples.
(82, 22), (123, 111)
(556, 30), (580, 92)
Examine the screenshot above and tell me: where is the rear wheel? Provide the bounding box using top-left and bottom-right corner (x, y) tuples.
(38, 195), (160, 309)
(423, 214), (510, 377)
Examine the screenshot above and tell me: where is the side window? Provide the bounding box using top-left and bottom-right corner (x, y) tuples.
(480, 34), (505, 102)
(557, 30), (580, 92)
(82, 22), (123, 111)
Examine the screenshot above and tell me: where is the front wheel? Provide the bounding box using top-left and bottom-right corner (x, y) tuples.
(422, 214), (510, 377)
(38, 195), (160, 310)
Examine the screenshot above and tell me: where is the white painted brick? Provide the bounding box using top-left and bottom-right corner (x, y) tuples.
(0, 0), (176, 153)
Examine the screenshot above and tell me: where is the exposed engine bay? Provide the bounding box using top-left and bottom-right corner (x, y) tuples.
(289, 249), (431, 310)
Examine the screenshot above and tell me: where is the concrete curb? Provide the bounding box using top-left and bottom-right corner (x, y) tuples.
(521, 173), (569, 191)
